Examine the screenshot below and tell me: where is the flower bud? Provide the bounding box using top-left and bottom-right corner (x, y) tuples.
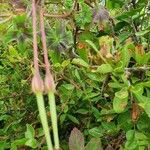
(32, 72), (44, 93)
(44, 71), (55, 93)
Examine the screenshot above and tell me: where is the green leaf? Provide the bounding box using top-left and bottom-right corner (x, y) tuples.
(37, 128), (44, 137)
(69, 128), (84, 150)
(49, 50), (62, 64)
(89, 127), (103, 138)
(25, 124), (35, 139)
(67, 114), (80, 124)
(141, 81), (150, 88)
(85, 40), (99, 53)
(121, 45), (132, 67)
(117, 112), (132, 131)
(135, 27), (150, 36)
(126, 130), (135, 141)
(97, 64), (113, 74)
(77, 47), (89, 63)
(137, 114), (150, 130)
(125, 130), (137, 149)
(11, 138), (27, 150)
(118, 32), (130, 43)
(135, 53), (150, 65)
(9, 46), (19, 57)
(116, 7), (143, 21)
(61, 60), (70, 68)
(131, 86), (143, 96)
(84, 138), (103, 150)
(92, 107), (101, 119)
(72, 58), (89, 68)
(60, 114), (67, 124)
(144, 101), (150, 118)
(131, 86), (150, 104)
(101, 122), (116, 133)
(108, 82), (122, 89)
(83, 92), (100, 101)
(113, 88), (128, 113)
(62, 84), (75, 90)
(0, 141), (6, 150)
(114, 61), (124, 73)
(25, 139), (38, 149)
(76, 109), (89, 114)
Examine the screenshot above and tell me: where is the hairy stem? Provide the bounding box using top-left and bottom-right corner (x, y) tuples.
(32, 1), (53, 149)
(36, 93), (53, 150)
(32, 0), (39, 72)
(40, 7), (50, 72)
(48, 91), (60, 149)
(40, 6), (60, 149)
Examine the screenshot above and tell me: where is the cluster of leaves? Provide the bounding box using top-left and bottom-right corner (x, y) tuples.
(0, 0), (150, 149)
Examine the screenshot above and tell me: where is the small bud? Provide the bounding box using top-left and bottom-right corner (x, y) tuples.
(32, 72), (44, 93)
(44, 71), (55, 93)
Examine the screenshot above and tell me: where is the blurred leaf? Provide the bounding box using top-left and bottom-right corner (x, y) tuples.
(60, 114), (67, 124)
(76, 109), (89, 115)
(89, 127), (103, 138)
(92, 107), (101, 119)
(67, 114), (80, 125)
(85, 40), (99, 53)
(136, 30), (150, 36)
(97, 64), (113, 74)
(0, 141), (6, 150)
(84, 138), (103, 150)
(25, 124), (35, 139)
(62, 84), (75, 91)
(25, 139), (38, 149)
(49, 50), (62, 64)
(116, 7), (143, 21)
(69, 128), (84, 150)
(72, 58), (89, 68)
(113, 88), (128, 113)
(121, 44), (132, 67)
(136, 26), (150, 36)
(83, 92), (100, 101)
(126, 130), (135, 141)
(144, 101), (150, 118)
(11, 138), (27, 150)
(101, 122), (117, 133)
(114, 21), (129, 32)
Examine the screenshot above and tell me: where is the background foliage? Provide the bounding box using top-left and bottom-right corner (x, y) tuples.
(0, 0), (150, 149)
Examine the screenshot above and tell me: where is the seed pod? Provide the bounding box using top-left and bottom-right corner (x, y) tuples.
(44, 71), (55, 93)
(32, 72), (44, 93)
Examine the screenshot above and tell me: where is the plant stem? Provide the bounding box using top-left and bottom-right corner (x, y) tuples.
(36, 93), (53, 150)
(39, 7), (50, 72)
(32, 0), (53, 149)
(39, 6), (60, 149)
(48, 91), (60, 149)
(32, 0), (39, 72)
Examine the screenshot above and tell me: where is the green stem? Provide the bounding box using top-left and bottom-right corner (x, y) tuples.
(48, 91), (60, 149)
(36, 93), (53, 150)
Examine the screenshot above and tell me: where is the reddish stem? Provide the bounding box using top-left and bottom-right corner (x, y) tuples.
(32, 0), (39, 72)
(39, 7), (50, 73)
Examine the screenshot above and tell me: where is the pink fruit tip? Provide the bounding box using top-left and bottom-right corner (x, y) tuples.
(32, 72), (44, 93)
(44, 71), (55, 93)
